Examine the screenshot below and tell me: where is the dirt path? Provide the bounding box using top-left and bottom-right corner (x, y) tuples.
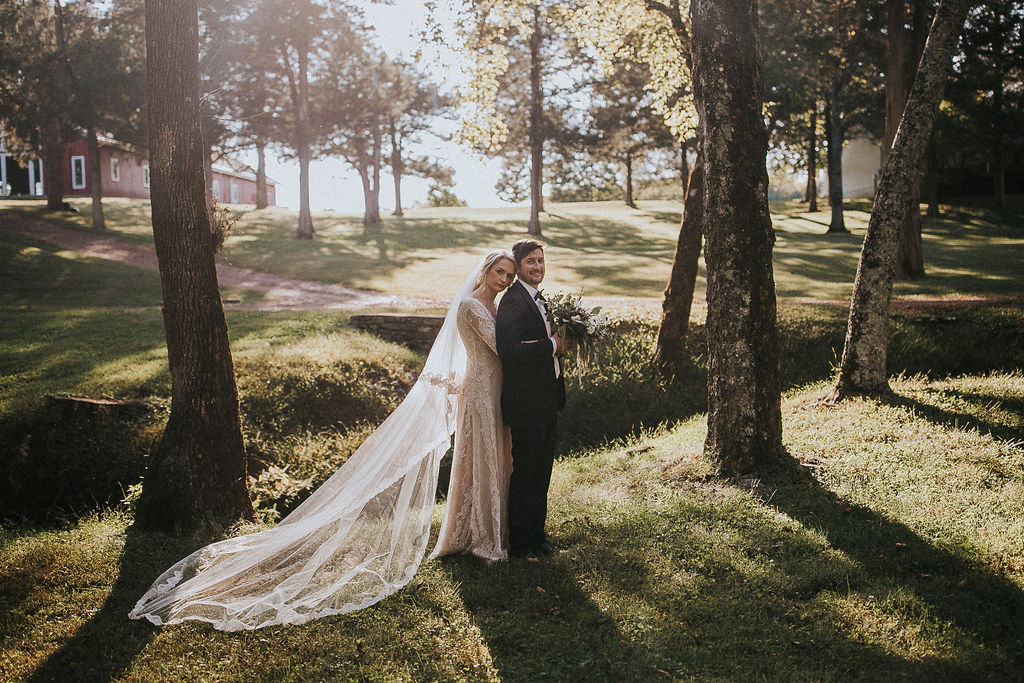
(0, 211), (427, 310)
(3, 210), (1020, 313)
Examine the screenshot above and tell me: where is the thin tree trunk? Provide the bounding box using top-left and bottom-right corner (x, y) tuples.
(829, 0), (972, 401)
(825, 76), (847, 234)
(895, 0), (926, 279)
(390, 125), (403, 217)
(993, 78), (1006, 210)
(255, 138), (268, 209)
(691, 0), (784, 475)
(135, 0), (254, 534)
(87, 124), (105, 229)
(528, 4), (543, 236)
(624, 154), (636, 208)
(807, 107), (819, 212)
(924, 133), (940, 217)
(296, 45), (314, 240)
(364, 121), (382, 230)
(42, 120), (64, 210)
(656, 144), (703, 374)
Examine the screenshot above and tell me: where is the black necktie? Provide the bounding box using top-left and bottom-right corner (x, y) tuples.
(534, 290), (544, 302)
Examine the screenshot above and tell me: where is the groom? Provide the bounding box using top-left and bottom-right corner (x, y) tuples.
(496, 238), (569, 559)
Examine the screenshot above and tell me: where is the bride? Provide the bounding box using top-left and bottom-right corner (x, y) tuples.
(129, 250), (519, 631)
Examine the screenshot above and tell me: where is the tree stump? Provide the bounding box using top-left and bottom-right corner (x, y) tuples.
(45, 395), (145, 427)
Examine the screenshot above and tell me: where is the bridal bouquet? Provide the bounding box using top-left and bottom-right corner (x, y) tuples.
(543, 291), (612, 364)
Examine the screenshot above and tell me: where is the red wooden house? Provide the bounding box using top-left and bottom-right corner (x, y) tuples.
(1, 129), (275, 206)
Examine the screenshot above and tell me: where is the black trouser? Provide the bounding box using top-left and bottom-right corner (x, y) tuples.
(507, 414), (557, 552)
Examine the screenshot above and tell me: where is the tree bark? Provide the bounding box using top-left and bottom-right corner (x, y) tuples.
(691, 0), (784, 475)
(656, 145), (703, 374)
(824, 77), (847, 234)
(87, 124), (105, 230)
(135, 0), (254, 534)
(527, 4), (543, 236)
(829, 0), (972, 401)
(255, 138), (268, 209)
(806, 107), (818, 212)
(296, 44), (314, 240)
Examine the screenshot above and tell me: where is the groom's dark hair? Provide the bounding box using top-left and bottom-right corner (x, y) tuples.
(511, 238), (545, 266)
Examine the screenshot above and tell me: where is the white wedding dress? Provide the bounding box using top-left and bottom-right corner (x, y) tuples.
(129, 259), (508, 631)
(431, 298), (512, 562)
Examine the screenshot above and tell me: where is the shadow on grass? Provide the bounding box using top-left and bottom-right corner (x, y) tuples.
(440, 552), (660, 680)
(766, 470), (1024, 678)
(879, 391), (1024, 444)
(24, 526), (188, 682)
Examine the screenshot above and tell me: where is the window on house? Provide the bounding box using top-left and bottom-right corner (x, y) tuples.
(143, 163), (150, 188)
(110, 157), (120, 182)
(212, 179), (221, 199)
(229, 180), (239, 204)
(71, 155), (86, 190)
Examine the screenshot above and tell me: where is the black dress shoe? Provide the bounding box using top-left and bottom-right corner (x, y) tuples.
(538, 541), (557, 556)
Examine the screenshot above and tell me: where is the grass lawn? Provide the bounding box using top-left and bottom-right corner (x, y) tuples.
(3, 195), (1022, 301)
(1, 373), (1022, 681)
(1, 194), (1023, 680)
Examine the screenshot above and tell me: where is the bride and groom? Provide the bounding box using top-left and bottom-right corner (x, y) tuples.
(130, 238), (572, 631)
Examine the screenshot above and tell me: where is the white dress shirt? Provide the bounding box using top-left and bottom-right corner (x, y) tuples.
(518, 281), (560, 377)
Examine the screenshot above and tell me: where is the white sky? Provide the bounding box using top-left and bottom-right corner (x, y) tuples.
(237, 0), (508, 213)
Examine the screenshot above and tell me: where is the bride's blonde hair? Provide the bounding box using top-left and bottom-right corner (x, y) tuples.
(474, 249), (516, 288)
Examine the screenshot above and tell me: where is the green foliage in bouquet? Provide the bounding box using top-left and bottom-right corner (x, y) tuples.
(542, 291), (612, 364)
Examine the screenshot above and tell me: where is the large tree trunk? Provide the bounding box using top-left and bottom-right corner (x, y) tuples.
(135, 0), (254, 533)
(825, 73), (847, 233)
(691, 0), (784, 476)
(806, 107), (819, 212)
(829, 0), (972, 401)
(42, 120), (64, 210)
(296, 45), (314, 240)
(87, 124), (105, 230)
(390, 125), (404, 217)
(656, 144), (703, 374)
(255, 138), (268, 209)
(527, 4), (543, 236)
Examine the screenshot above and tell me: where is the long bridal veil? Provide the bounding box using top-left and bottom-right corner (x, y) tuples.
(128, 258), (490, 631)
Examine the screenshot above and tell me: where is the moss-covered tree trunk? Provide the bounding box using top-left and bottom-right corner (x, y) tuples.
(135, 0), (254, 534)
(829, 0), (972, 401)
(691, 0), (784, 475)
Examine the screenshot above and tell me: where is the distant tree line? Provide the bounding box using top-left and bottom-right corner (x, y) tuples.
(0, 0), (456, 237)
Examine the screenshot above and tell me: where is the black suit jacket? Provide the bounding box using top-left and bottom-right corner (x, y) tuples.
(496, 281), (567, 427)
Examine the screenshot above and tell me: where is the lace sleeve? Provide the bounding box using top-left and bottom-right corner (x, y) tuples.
(459, 299), (498, 355)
